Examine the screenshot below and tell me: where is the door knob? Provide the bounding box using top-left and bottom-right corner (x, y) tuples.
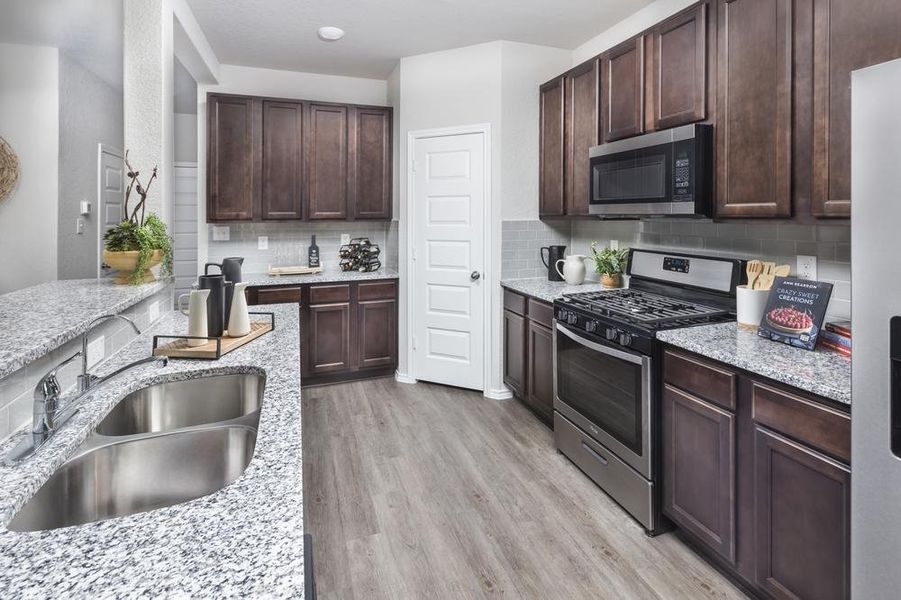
(470, 271), (481, 281)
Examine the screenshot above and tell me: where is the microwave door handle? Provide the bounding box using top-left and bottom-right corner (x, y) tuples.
(555, 323), (644, 366)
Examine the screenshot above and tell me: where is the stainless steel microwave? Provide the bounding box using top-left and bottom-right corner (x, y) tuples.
(588, 123), (713, 218)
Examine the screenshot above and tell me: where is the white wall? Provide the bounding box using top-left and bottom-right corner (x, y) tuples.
(174, 112), (197, 162)
(0, 43), (59, 293)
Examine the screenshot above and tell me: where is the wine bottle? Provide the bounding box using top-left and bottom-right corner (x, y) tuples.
(308, 234), (320, 268)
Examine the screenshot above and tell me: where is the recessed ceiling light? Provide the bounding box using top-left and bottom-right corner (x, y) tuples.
(317, 26), (345, 42)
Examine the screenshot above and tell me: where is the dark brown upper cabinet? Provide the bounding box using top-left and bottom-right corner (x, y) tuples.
(650, 3), (708, 131)
(348, 106), (393, 220)
(206, 93), (392, 222)
(207, 95), (259, 221)
(602, 37), (645, 142)
(565, 59), (600, 216)
(539, 76), (566, 217)
(714, 0), (792, 218)
(261, 101), (304, 220)
(811, 0), (901, 218)
(306, 103), (348, 220)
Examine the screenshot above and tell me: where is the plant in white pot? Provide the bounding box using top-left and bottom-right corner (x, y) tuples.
(590, 243), (629, 288)
(102, 151), (172, 285)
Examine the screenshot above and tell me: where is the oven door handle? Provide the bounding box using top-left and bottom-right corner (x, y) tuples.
(555, 323), (644, 365)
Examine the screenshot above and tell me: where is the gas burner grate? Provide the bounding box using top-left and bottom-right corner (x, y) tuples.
(561, 289), (730, 326)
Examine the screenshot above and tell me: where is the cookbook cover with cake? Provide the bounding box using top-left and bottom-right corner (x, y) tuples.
(757, 277), (834, 350)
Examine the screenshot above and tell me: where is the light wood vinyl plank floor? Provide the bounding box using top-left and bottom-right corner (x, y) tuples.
(302, 378), (749, 600)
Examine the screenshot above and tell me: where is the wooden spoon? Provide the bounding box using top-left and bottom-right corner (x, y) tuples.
(746, 260), (763, 289)
(754, 274), (775, 291)
(774, 265), (791, 277)
(763, 261), (776, 275)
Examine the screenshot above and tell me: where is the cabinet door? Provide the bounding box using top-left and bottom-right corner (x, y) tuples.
(261, 101), (304, 220)
(503, 309), (527, 397)
(602, 37), (644, 142)
(358, 299), (397, 369)
(306, 103), (348, 220)
(539, 76), (565, 217)
(308, 303), (351, 374)
(526, 321), (554, 425)
(715, 0), (792, 218)
(349, 106), (392, 220)
(207, 95), (259, 221)
(652, 3), (707, 130)
(662, 385), (736, 563)
(812, 0), (901, 217)
(754, 426), (850, 600)
(565, 60), (600, 217)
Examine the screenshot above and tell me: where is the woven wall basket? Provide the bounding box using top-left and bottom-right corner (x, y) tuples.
(0, 136), (19, 203)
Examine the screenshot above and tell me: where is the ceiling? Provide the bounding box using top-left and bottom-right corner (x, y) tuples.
(186, 0), (654, 79)
(0, 0), (123, 89)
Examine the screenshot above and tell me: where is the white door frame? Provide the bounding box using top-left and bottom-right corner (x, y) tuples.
(97, 143), (124, 278)
(406, 123), (494, 395)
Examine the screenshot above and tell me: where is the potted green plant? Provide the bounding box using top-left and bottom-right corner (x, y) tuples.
(590, 242), (629, 288)
(102, 151), (172, 285)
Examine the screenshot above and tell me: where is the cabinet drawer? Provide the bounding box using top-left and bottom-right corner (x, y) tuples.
(527, 298), (554, 329)
(310, 284), (351, 304)
(751, 382), (850, 463)
(255, 286), (302, 305)
(358, 280), (397, 301)
(664, 350), (737, 411)
(503, 289), (527, 316)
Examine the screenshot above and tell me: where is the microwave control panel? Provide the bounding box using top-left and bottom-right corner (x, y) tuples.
(673, 154), (691, 197)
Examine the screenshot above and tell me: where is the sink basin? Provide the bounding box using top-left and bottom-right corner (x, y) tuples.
(7, 425), (257, 532)
(94, 373), (264, 436)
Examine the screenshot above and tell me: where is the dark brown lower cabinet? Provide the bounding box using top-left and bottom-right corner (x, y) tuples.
(503, 309), (527, 398)
(754, 426), (850, 600)
(502, 289), (554, 427)
(526, 320), (554, 424)
(662, 348), (850, 600)
(248, 279), (398, 386)
(662, 384), (736, 564)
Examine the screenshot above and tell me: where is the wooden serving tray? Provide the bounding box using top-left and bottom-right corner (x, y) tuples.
(268, 265), (323, 276)
(152, 313), (275, 360)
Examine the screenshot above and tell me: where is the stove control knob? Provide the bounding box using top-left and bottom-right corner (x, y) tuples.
(585, 320), (599, 333)
(618, 333), (633, 346)
(568, 313), (579, 325)
(556, 310), (568, 323)
(605, 328), (619, 341)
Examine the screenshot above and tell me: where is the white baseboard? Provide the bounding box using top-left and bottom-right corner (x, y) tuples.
(484, 387), (513, 400)
(395, 371), (417, 384)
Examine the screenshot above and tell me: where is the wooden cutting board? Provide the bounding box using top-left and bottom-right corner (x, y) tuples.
(153, 321), (273, 359)
(268, 265), (323, 276)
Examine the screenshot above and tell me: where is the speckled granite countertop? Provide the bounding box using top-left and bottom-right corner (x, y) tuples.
(0, 303), (304, 597)
(243, 267), (398, 287)
(501, 277), (613, 303)
(657, 322), (851, 406)
(0, 279), (171, 380)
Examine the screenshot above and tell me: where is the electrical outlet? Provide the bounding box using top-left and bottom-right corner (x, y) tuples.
(258, 236), (269, 250)
(212, 226), (230, 241)
(75, 218), (85, 235)
(87, 336), (105, 368)
(148, 301), (159, 323)
(609, 239), (619, 250)
(796, 255), (817, 280)
(340, 234), (350, 245)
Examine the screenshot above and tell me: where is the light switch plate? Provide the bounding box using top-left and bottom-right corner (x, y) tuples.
(796, 255), (817, 280)
(340, 234), (350, 245)
(212, 226), (230, 241)
(87, 336), (105, 368)
(75, 218), (85, 235)
(258, 236), (269, 250)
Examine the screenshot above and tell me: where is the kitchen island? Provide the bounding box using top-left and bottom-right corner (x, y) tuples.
(0, 303), (304, 597)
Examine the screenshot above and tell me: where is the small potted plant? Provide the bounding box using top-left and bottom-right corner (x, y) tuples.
(590, 243), (629, 288)
(102, 151), (172, 285)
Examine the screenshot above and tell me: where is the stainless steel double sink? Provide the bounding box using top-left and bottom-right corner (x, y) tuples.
(7, 373), (265, 532)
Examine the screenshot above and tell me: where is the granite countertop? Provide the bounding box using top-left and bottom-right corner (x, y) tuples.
(0, 304), (304, 597)
(657, 322), (851, 406)
(501, 277), (613, 303)
(242, 267), (398, 287)
(0, 279), (171, 380)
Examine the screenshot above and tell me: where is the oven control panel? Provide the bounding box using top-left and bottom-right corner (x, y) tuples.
(663, 256), (690, 273)
(554, 306), (652, 355)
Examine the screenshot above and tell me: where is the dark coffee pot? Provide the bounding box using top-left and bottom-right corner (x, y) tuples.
(205, 257), (243, 284)
(540, 245), (567, 281)
(198, 274), (227, 337)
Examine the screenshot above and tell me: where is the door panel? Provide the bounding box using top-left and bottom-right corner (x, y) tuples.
(99, 147), (124, 278)
(566, 60), (600, 216)
(603, 37), (645, 142)
(306, 104), (348, 219)
(503, 309), (527, 398)
(413, 133), (485, 390)
(715, 0), (792, 218)
(308, 303), (351, 374)
(358, 299), (397, 369)
(207, 95), (258, 221)
(526, 321), (553, 425)
(812, 0), (901, 217)
(653, 3), (707, 130)
(261, 101), (303, 220)
(539, 76), (565, 216)
(349, 107), (392, 219)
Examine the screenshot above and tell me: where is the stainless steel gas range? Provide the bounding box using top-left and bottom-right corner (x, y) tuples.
(553, 249), (742, 535)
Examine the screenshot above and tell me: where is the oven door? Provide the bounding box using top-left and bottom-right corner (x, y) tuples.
(553, 323), (652, 478)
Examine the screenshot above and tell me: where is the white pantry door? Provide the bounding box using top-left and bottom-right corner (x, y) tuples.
(413, 132), (486, 390)
(97, 145), (124, 278)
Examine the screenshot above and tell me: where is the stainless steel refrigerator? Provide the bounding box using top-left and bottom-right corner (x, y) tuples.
(851, 56), (901, 597)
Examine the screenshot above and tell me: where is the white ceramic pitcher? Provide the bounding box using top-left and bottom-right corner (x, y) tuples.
(227, 282), (251, 338)
(178, 289), (211, 347)
(555, 254), (588, 285)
